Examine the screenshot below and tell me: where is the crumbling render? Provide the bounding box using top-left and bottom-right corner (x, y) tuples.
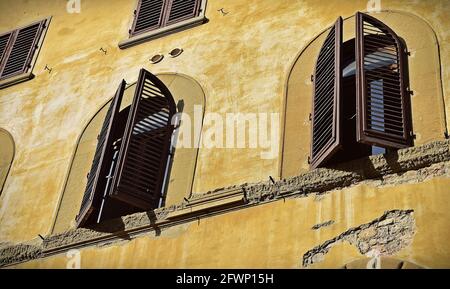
(302, 210), (415, 268)
(0, 140), (449, 267)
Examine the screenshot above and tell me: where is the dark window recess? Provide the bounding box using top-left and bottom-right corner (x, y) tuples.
(0, 20), (46, 80)
(76, 69), (176, 227)
(310, 12), (412, 169)
(310, 17), (343, 169)
(129, 0), (201, 37)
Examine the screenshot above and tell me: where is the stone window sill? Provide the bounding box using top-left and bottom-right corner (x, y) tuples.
(118, 16), (208, 50)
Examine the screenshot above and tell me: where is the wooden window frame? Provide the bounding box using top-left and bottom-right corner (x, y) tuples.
(119, 0), (208, 49)
(0, 17), (51, 89)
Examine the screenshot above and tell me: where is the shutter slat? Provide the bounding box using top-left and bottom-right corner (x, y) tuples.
(166, 0), (200, 25)
(75, 81), (126, 227)
(310, 17), (343, 169)
(356, 12), (413, 147)
(109, 69), (176, 210)
(130, 0), (165, 36)
(0, 21), (45, 79)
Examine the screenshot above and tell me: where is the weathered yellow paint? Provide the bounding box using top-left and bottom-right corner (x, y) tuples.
(0, 0), (449, 268)
(14, 177), (450, 268)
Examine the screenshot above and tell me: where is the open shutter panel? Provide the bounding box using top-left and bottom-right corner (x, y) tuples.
(356, 12), (412, 148)
(130, 0), (166, 36)
(0, 20), (46, 80)
(165, 0), (201, 25)
(310, 17), (343, 169)
(75, 81), (126, 227)
(109, 69), (176, 210)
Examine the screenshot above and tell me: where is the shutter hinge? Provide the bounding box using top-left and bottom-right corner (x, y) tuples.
(310, 75), (314, 82)
(444, 132), (449, 139)
(307, 156), (311, 165)
(97, 134), (100, 141)
(410, 131), (416, 139)
(86, 173), (90, 179)
(406, 50), (411, 56)
(309, 113), (312, 121)
(407, 90), (414, 96)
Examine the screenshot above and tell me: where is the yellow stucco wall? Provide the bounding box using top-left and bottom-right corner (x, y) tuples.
(0, 0), (449, 268)
(14, 176), (450, 269)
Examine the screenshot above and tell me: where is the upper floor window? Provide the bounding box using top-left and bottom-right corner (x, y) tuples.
(0, 18), (50, 89)
(310, 12), (413, 169)
(119, 0), (207, 49)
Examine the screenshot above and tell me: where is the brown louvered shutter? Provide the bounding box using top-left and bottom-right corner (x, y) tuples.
(76, 81), (126, 227)
(165, 0), (201, 25)
(310, 17), (343, 169)
(356, 12), (413, 148)
(0, 20), (46, 80)
(0, 32), (13, 66)
(109, 69), (176, 210)
(130, 0), (166, 36)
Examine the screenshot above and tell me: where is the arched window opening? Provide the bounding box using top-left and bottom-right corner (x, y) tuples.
(76, 69), (176, 227)
(310, 12), (413, 169)
(0, 128), (14, 195)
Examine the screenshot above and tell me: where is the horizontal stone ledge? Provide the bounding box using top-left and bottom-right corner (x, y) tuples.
(1, 139), (449, 267)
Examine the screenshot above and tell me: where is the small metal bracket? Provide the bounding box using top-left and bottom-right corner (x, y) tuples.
(44, 65), (52, 74)
(99, 47), (107, 55)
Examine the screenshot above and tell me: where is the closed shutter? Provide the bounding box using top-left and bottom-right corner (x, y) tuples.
(356, 12), (413, 148)
(130, 0), (166, 36)
(0, 32), (12, 66)
(310, 17), (343, 169)
(165, 0), (201, 25)
(109, 69), (176, 210)
(76, 81), (126, 227)
(0, 20), (46, 80)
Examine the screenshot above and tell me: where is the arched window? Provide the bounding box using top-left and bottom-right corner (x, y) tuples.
(281, 10), (446, 178)
(52, 72), (205, 233)
(0, 128), (14, 195)
(310, 12), (413, 169)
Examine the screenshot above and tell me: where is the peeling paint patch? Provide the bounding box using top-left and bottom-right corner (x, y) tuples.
(302, 210), (415, 268)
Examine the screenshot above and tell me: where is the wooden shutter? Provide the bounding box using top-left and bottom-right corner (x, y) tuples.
(356, 12), (412, 148)
(165, 0), (201, 25)
(109, 69), (176, 210)
(76, 81), (126, 227)
(0, 20), (46, 80)
(310, 17), (343, 169)
(0, 32), (13, 67)
(130, 0), (166, 36)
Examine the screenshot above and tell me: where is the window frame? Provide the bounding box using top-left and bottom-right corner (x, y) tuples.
(119, 0), (208, 49)
(0, 17), (51, 89)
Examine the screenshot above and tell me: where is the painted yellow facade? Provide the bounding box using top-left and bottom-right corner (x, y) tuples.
(0, 0), (449, 268)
